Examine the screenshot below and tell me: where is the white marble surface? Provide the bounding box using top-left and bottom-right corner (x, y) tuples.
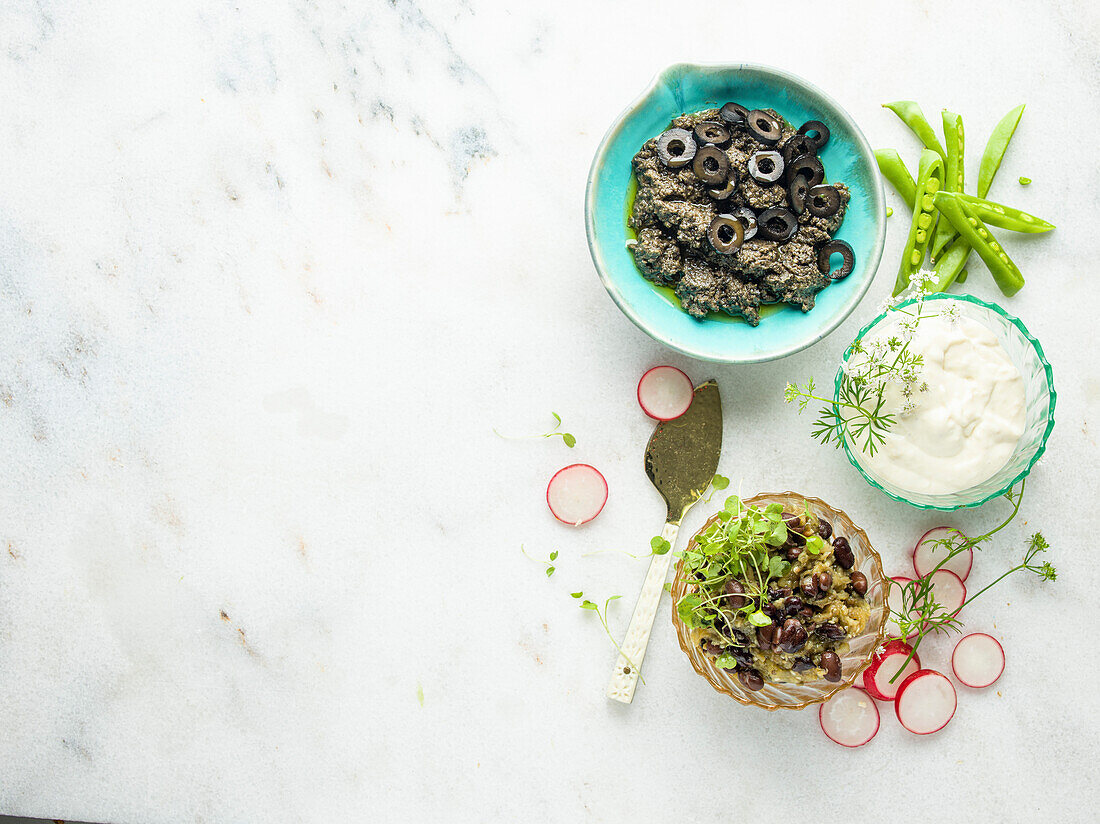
(1, 1), (1098, 822)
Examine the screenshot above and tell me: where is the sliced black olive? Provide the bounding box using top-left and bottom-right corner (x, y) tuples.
(787, 154), (824, 187)
(797, 120), (831, 152)
(719, 102), (750, 128)
(656, 128), (696, 169)
(756, 207), (798, 242)
(707, 214), (744, 255)
(782, 134), (815, 165)
(788, 177), (810, 215)
(730, 206), (758, 240)
(747, 150), (784, 185)
(707, 177), (737, 201)
(817, 239), (856, 280)
(694, 120), (731, 148)
(692, 145), (729, 186)
(807, 184), (841, 217)
(746, 110), (782, 145)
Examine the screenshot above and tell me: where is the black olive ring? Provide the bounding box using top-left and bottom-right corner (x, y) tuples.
(797, 120), (831, 152)
(655, 128), (696, 169)
(719, 102), (750, 128)
(787, 154), (824, 187)
(756, 207), (798, 242)
(694, 121), (731, 148)
(707, 215), (745, 255)
(817, 239), (856, 280)
(807, 184), (841, 218)
(692, 145), (729, 187)
(730, 206), (758, 240)
(789, 178), (810, 215)
(746, 109), (783, 145)
(747, 150), (785, 185)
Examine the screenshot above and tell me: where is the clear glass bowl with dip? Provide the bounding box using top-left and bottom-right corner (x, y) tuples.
(837, 293), (1055, 510)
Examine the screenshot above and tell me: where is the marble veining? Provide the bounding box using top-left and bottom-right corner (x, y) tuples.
(1, 1), (1098, 822)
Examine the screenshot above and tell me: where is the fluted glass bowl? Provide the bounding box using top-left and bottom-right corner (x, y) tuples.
(671, 492), (888, 710)
(838, 293), (1056, 510)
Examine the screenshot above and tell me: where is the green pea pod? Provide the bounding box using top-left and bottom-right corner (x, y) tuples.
(931, 235), (972, 292)
(931, 111), (965, 260)
(949, 192), (1054, 233)
(882, 101), (947, 163)
(934, 192), (1024, 296)
(874, 148), (917, 206)
(977, 104), (1025, 198)
(894, 149), (944, 296)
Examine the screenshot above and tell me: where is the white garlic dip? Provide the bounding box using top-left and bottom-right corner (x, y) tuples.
(851, 308), (1025, 495)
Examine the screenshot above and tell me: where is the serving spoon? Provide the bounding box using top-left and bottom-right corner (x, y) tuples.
(606, 380), (723, 704)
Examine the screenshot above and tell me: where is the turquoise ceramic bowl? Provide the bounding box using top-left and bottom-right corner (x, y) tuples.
(585, 63), (886, 363)
(837, 293), (1056, 510)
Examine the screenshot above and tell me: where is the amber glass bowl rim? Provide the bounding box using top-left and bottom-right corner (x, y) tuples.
(671, 491), (888, 710)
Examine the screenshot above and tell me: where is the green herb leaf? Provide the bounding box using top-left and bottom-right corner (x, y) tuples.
(663, 582), (672, 593)
(571, 591), (583, 599)
(562, 433), (576, 448)
(650, 536), (671, 555)
(1018, 176), (1031, 185)
(805, 535), (825, 555)
(769, 556), (790, 580)
(549, 550), (558, 561)
(714, 653), (739, 670)
(545, 566), (555, 577)
(748, 610), (772, 627)
(711, 474), (729, 490)
(551, 412), (561, 425)
(580, 600), (597, 611)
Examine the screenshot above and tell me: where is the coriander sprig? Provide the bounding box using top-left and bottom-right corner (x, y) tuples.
(784, 286), (939, 457)
(887, 480), (1055, 681)
(493, 412), (576, 448)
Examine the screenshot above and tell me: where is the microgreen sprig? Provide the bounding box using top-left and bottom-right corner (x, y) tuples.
(702, 473), (730, 504)
(521, 545), (559, 577)
(675, 495), (793, 638)
(493, 412), (576, 448)
(573, 591), (643, 681)
(887, 480), (1055, 681)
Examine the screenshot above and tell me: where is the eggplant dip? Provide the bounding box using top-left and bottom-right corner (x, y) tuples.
(628, 104), (855, 325)
(677, 496), (870, 689)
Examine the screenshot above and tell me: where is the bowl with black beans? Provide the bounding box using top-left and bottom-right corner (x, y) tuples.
(585, 63), (886, 363)
(670, 491), (889, 710)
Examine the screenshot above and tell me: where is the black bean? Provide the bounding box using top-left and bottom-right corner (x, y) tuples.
(832, 536), (855, 569)
(784, 596), (804, 616)
(801, 575), (817, 599)
(849, 570), (868, 596)
(731, 628), (750, 646)
(792, 656), (815, 672)
(757, 624), (779, 651)
(818, 622), (846, 641)
(702, 641), (724, 656)
(723, 579), (748, 610)
(781, 512), (802, 530)
(739, 669), (765, 691)
(821, 651), (842, 682)
(732, 647), (754, 667)
(816, 519), (833, 541)
(786, 545), (803, 561)
(797, 607), (814, 620)
(815, 571), (833, 592)
(778, 618), (807, 654)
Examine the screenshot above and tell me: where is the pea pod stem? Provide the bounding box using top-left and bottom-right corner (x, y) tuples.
(948, 192), (1054, 233)
(934, 192), (1025, 296)
(978, 104), (1025, 199)
(894, 149), (944, 296)
(931, 111), (964, 259)
(874, 148), (917, 206)
(882, 101), (947, 163)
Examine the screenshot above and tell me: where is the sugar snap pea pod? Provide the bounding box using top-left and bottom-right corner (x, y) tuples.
(933, 192), (1024, 296)
(874, 148), (917, 207)
(882, 101), (947, 163)
(977, 104), (1025, 198)
(949, 192), (1054, 233)
(931, 111), (965, 259)
(893, 149), (944, 296)
(931, 235), (972, 292)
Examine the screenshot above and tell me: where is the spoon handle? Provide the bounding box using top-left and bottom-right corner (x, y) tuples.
(606, 519), (680, 704)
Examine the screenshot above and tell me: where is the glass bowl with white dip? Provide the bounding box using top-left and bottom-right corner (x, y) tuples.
(837, 293), (1055, 510)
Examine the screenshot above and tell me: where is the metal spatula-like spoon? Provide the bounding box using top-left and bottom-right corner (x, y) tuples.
(606, 380), (723, 704)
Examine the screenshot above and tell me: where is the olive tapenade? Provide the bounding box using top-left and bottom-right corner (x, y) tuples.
(628, 104), (855, 325)
(677, 497), (870, 688)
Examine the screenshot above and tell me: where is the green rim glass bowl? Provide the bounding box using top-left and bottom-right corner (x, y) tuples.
(838, 293), (1056, 510)
(584, 63), (887, 363)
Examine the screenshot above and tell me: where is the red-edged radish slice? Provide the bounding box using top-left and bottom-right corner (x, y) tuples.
(895, 669), (957, 734)
(819, 687), (880, 748)
(952, 633), (1005, 688)
(885, 576), (915, 639)
(546, 464), (607, 526)
(637, 366), (693, 421)
(862, 639), (921, 702)
(927, 569), (966, 616)
(913, 526), (973, 581)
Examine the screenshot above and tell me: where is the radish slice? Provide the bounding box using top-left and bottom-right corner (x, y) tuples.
(927, 569), (966, 616)
(546, 464), (607, 526)
(913, 526), (973, 581)
(862, 639), (921, 702)
(637, 366), (693, 421)
(885, 576), (915, 639)
(819, 687), (880, 748)
(952, 633), (1005, 688)
(895, 669), (957, 734)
